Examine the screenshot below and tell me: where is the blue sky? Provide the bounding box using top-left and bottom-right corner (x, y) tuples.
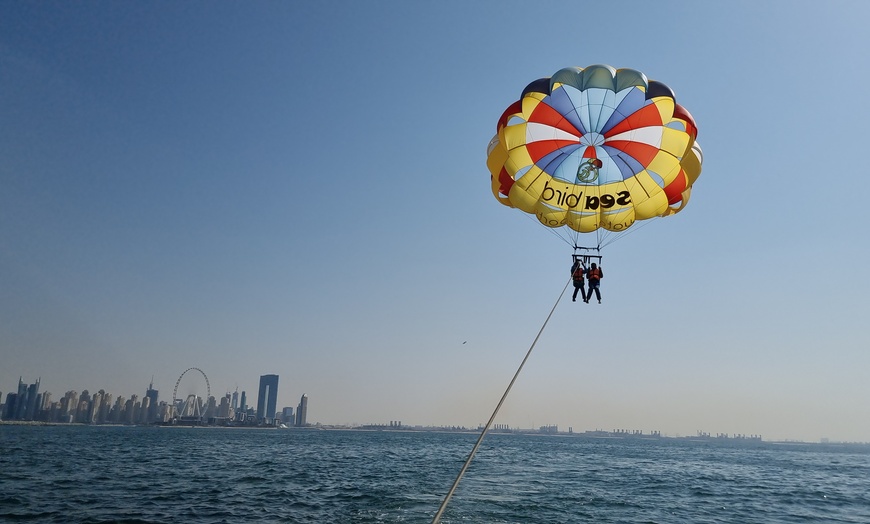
(2, 1), (869, 441)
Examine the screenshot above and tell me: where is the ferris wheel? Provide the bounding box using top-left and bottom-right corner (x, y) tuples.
(172, 367), (211, 421)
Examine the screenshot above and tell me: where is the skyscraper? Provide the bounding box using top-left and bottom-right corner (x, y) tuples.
(24, 379), (40, 421)
(13, 377), (40, 421)
(295, 394), (308, 427)
(3, 393), (17, 420)
(281, 406), (293, 425)
(145, 379), (159, 424)
(60, 391), (78, 423)
(256, 374), (279, 423)
(14, 377), (27, 420)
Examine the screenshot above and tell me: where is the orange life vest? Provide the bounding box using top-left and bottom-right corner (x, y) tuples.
(588, 267), (602, 280)
(572, 268), (584, 280)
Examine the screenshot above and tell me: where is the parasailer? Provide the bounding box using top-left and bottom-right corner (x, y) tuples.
(584, 263), (603, 304)
(570, 258), (586, 302)
(486, 64), (703, 254)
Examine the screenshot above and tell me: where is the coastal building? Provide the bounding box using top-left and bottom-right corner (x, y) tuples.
(145, 381), (159, 423)
(125, 395), (139, 425)
(111, 396), (125, 423)
(88, 391), (103, 424)
(217, 393), (233, 421)
(24, 379), (41, 421)
(256, 374), (279, 423)
(281, 406), (294, 425)
(295, 394), (308, 427)
(1, 392), (15, 420)
(12, 377), (41, 420)
(14, 378), (27, 419)
(97, 392), (112, 424)
(139, 396), (151, 424)
(59, 391), (78, 423)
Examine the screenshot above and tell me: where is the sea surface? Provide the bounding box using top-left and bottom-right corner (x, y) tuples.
(2, 425), (869, 523)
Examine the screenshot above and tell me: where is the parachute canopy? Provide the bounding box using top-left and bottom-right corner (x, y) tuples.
(487, 65), (703, 240)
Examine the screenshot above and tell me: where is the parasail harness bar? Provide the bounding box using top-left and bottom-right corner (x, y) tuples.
(572, 245), (602, 266)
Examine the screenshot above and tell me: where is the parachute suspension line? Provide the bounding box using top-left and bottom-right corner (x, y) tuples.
(594, 221), (617, 252)
(519, 212), (574, 248)
(431, 279), (571, 524)
(597, 224), (625, 250)
(596, 228), (620, 250)
(598, 215), (661, 250)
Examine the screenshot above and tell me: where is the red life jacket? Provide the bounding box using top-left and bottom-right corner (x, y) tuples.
(588, 267), (602, 280)
(572, 268), (584, 280)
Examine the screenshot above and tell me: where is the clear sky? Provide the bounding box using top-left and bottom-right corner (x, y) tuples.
(2, 1), (869, 442)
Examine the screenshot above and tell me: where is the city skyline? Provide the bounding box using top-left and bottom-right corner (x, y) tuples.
(0, 373), (307, 427)
(0, 373), (848, 443)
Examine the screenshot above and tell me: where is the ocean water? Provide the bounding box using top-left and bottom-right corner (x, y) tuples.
(1, 426), (869, 523)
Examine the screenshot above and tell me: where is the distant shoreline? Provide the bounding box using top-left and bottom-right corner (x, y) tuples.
(2, 421), (868, 446)
(0, 420), (280, 429)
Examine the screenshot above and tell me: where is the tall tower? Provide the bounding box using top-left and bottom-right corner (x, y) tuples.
(14, 377), (27, 420)
(24, 378), (40, 421)
(145, 378), (159, 424)
(256, 374), (279, 423)
(89, 391), (102, 424)
(295, 394), (308, 427)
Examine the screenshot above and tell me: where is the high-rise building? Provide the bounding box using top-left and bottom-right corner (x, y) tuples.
(3, 393), (17, 420)
(76, 396), (90, 424)
(26, 379), (41, 420)
(204, 396), (217, 420)
(59, 391), (78, 423)
(239, 391), (247, 412)
(88, 391), (102, 424)
(111, 396), (125, 424)
(145, 380), (159, 424)
(218, 394), (232, 420)
(295, 394), (308, 427)
(139, 396), (151, 424)
(98, 392), (112, 424)
(11, 377), (41, 421)
(40, 391), (52, 412)
(231, 389), (239, 412)
(256, 374), (279, 423)
(125, 395), (138, 425)
(14, 378), (27, 420)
